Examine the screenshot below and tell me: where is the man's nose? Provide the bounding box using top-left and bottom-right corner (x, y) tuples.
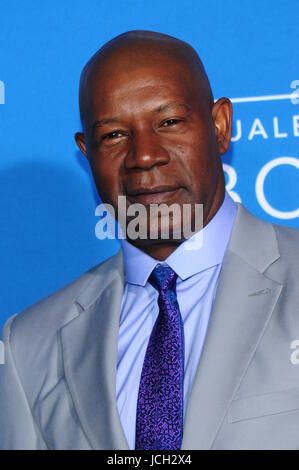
(124, 130), (170, 170)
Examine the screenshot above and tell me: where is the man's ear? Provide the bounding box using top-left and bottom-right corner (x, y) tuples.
(211, 98), (233, 154)
(74, 132), (88, 158)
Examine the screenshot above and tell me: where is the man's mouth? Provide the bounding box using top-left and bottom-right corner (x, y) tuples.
(126, 185), (182, 205)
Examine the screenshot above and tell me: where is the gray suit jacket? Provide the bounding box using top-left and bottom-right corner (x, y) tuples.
(1, 203), (299, 450)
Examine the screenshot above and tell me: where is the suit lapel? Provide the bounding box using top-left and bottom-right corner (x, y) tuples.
(182, 204), (283, 449)
(59, 250), (130, 450)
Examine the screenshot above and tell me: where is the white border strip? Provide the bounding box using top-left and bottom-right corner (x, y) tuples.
(229, 93), (298, 103)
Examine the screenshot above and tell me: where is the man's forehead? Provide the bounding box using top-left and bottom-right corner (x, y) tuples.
(87, 46), (198, 92)
(88, 64), (194, 100)
(87, 77), (196, 126)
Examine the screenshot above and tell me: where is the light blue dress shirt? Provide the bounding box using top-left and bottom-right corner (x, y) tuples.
(116, 191), (237, 449)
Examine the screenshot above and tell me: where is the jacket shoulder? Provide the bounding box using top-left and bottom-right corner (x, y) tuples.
(272, 223), (299, 255)
(2, 250), (121, 356)
(266, 223), (299, 294)
(1, 250), (122, 407)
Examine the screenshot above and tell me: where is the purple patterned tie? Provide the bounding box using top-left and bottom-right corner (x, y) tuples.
(135, 264), (185, 450)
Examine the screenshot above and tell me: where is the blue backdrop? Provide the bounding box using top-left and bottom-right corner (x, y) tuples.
(0, 0), (298, 330)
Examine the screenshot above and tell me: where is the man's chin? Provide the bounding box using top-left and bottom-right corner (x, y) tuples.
(125, 235), (184, 248)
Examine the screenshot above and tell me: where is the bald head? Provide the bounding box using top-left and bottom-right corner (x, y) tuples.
(78, 30), (214, 127)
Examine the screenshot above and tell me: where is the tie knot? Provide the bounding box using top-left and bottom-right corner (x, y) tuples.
(148, 264), (178, 293)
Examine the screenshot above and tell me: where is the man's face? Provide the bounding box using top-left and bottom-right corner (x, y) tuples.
(76, 54), (231, 248)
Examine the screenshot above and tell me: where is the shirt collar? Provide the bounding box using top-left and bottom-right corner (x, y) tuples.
(120, 190), (237, 286)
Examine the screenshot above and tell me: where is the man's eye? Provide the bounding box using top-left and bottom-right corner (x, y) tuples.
(161, 119), (181, 127)
(102, 130), (122, 140)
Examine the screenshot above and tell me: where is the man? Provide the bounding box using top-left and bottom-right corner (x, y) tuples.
(1, 30), (299, 450)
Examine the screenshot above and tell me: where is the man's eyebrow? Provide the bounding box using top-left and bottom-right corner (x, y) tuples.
(154, 101), (190, 113)
(91, 102), (190, 132)
(92, 117), (119, 132)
